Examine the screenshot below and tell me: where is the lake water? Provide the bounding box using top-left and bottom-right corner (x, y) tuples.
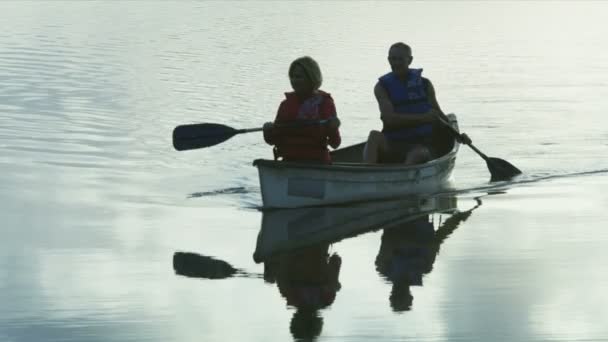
(2, 1), (608, 341)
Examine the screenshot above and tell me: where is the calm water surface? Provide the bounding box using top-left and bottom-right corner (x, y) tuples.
(1, 1), (608, 341)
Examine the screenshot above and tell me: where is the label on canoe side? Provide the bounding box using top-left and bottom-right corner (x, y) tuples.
(287, 178), (326, 199)
(419, 166), (435, 178)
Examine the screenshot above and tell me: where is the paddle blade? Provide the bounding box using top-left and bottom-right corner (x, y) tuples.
(487, 157), (522, 182)
(173, 252), (238, 279)
(172, 123), (238, 151)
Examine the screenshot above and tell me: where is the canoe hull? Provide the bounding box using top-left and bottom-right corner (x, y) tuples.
(255, 156), (456, 208)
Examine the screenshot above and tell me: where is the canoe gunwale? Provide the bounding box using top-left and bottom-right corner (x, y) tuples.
(252, 148), (457, 173)
(253, 113), (460, 172)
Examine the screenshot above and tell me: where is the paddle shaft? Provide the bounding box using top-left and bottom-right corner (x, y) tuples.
(462, 141), (488, 160)
(436, 114), (489, 160)
(231, 118), (331, 141)
(269, 118), (331, 130)
(237, 127), (264, 134)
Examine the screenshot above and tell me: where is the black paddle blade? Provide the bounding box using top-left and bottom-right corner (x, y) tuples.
(172, 123), (237, 151)
(487, 157), (522, 182)
(173, 252), (238, 279)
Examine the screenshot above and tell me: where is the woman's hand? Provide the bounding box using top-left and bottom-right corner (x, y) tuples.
(327, 117), (340, 130)
(263, 122), (274, 131)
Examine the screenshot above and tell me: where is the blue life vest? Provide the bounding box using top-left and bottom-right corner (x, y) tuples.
(379, 69), (433, 142)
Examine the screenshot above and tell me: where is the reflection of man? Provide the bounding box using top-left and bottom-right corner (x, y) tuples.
(375, 201), (480, 312)
(375, 216), (435, 311)
(264, 244), (342, 340)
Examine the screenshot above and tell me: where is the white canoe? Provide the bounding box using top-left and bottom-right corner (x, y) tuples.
(253, 194), (458, 263)
(254, 114), (460, 209)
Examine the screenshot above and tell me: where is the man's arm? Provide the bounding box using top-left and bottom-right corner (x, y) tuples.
(375, 81), (437, 130)
(423, 78), (444, 115)
(322, 96), (341, 149)
(424, 78), (472, 144)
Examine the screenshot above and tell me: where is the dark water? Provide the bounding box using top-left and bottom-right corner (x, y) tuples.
(2, 2), (608, 341)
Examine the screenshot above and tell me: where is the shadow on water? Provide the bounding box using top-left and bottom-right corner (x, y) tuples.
(188, 186), (252, 198)
(173, 193), (483, 340)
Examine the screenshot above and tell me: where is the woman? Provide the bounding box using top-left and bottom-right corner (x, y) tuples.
(263, 56), (341, 164)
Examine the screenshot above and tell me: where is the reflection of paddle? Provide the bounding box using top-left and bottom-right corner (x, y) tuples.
(435, 196), (482, 243)
(172, 251), (262, 279)
(172, 119), (331, 151)
(437, 115), (521, 182)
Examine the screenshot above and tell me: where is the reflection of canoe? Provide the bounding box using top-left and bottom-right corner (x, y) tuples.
(253, 114), (460, 209)
(253, 194), (457, 263)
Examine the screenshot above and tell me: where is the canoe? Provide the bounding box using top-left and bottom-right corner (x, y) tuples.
(253, 113), (460, 209)
(253, 193), (458, 263)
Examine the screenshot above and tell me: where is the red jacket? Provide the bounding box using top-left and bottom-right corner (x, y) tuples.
(264, 91), (341, 163)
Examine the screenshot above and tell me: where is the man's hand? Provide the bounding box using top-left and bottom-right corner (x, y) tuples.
(458, 133), (472, 145)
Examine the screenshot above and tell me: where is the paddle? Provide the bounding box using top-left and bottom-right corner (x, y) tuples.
(172, 119), (331, 151)
(436, 115), (522, 182)
(172, 251), (262, 279)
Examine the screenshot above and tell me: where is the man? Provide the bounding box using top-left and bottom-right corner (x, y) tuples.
(363, 42), (469, 164)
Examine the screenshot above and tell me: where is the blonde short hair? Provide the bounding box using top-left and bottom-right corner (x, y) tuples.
(289, 56), (323, 90)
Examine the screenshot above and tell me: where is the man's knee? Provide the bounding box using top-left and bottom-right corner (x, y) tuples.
(367, 130), (385, 144)
(405, 146), (432, 164)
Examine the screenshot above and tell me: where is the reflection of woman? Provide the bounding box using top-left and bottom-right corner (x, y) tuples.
(375, 200), (480, 312)
(264, 244), (341, 339)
